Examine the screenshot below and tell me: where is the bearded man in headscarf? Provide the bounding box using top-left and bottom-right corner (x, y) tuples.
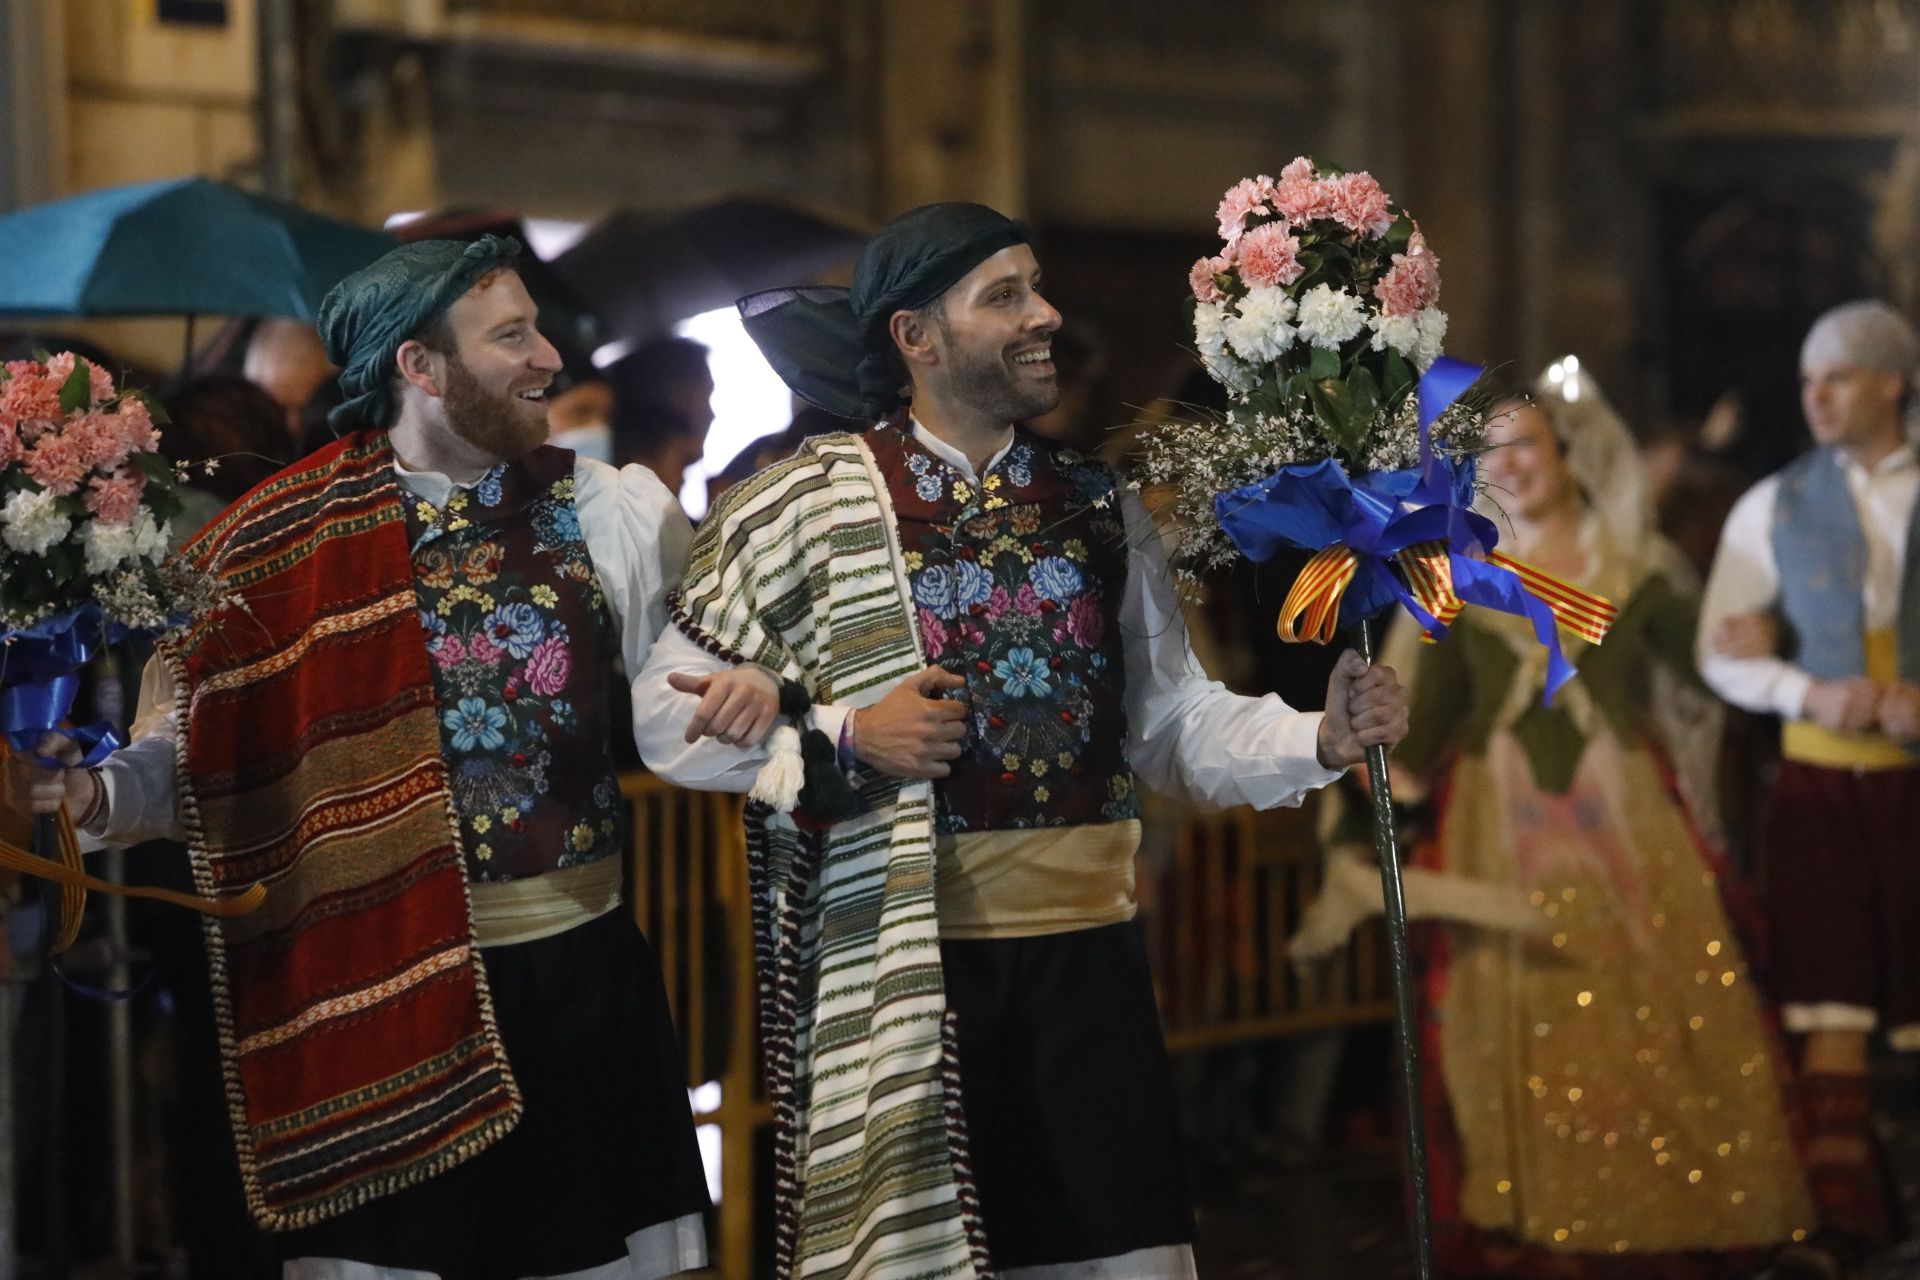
(1699, 298), (1920, 1259)
(631, 203), (1411, 1280)
(2, 237), (778, 1279)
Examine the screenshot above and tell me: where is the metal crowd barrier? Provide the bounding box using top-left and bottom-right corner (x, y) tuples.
(619, 775), (1394, 1280)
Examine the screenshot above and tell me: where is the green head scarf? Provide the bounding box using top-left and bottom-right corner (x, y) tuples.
(317, 234), (523, 430)
(738, 203), (1028, 420)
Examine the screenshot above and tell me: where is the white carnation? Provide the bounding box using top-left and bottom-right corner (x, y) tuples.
(1295, 284), (1368, 351)
(2, 487), (73, 557)
(1413, 306), (1449, 370)
(129, 507), (170, 563)
(81, 519), (135, 575)
(1194, 300), (1256, 392)
(1368, 312), (1421, 359)
(1222, 286), (1297, 364)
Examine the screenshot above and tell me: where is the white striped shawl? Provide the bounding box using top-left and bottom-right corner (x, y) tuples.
(673, 433), (990, 1280)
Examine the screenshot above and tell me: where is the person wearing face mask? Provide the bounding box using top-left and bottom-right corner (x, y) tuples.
(630, 203), (1410, 1280)
(0, 237), (777, 1280)
(1697, 300), (1920, 1261)
(1296, 366), (1814, 1277)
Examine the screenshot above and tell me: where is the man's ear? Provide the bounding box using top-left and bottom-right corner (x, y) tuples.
(887, 310), (939, 370)
(394, 339), (444, 398)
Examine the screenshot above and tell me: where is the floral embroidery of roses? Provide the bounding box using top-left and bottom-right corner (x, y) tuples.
(410, 469), (620, 875)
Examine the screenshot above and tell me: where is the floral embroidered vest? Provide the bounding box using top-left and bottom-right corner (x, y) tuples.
(871, 423), (1140, 833)
(404, 446), (626, 882)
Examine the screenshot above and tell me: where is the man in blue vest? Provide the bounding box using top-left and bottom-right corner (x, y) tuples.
(1698, 299), (1920, 1257)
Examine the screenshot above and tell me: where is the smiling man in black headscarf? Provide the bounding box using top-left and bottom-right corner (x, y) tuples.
(634, 203), (1409, 1279)
(6, 236), (783, 1280)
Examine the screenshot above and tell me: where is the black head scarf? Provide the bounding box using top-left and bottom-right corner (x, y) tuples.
(738, 203), (1028, 420)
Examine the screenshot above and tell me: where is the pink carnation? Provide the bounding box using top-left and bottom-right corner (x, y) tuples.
(84, 467), (146, 525)
(1327, 171), (1395, 239)
(526, 635), (571, 696)
(1270, 174), (1336, 225)
(1279, 157), (1316, 184)
(1215, 176), (1275, 245)
(0, 366), (62, 430)
(1188, 253), (1231, 304)
(69, 410), (131, 470)
(1235, 223), (1304, 289)
(0, 420), (17, 469)
(1373, 232), (1442, 318)
(24, 430), (90, 495)
(111, 398), (160, 456)
(44, 352), (116, 406)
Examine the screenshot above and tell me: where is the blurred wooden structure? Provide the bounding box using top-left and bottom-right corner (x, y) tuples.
(621, 774), (1392, 1279)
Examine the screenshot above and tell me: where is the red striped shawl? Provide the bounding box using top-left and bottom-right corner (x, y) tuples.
(167, 432), (520, 1230)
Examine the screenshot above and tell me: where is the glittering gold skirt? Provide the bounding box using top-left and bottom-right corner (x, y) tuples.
(1438, 731), (1814, 1254)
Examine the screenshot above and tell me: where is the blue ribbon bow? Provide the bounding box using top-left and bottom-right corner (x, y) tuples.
(0, 602), (128, 766)
(1214, 356), (1583, 703)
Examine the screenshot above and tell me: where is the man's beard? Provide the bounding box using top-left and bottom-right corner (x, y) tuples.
(442, 356), (547, 460)
(943, 332), (1060, 424)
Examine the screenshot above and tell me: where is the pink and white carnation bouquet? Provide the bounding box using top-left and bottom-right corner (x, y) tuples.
(0, 353), (224, 631)
(1137, 157), (1487, 580)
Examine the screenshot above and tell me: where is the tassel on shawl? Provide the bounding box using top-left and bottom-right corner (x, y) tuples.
(748, 679), (863, 823)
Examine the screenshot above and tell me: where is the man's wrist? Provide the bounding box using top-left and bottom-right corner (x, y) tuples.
(839, 710), (858, 773)
(74, 768), (106, 829)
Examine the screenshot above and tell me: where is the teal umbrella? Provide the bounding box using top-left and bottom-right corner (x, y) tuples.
(0, 177), (395, 320)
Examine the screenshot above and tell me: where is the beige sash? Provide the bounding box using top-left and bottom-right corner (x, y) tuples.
(934, 819), (1142, 940)
(468, 856), (624, 948)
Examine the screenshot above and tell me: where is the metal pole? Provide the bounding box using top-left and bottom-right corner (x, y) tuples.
(105, 848), (134, 1275)
(1352, 617), (1433, 1279)
(42, 893), (68, 1280)
(0, 972), (15, 1280)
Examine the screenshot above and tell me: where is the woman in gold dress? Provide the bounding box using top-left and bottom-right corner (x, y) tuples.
(1295, 361), (1813, 1277)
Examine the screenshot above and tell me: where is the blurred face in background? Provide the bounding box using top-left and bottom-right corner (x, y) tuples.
(1482, 399), (1576, 523)
(244, 317), (335, 444)
(1799, 359), (1906, 453)
(546, 378), (614, 463)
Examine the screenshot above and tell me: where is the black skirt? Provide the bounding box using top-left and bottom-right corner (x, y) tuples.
(941, 919), (1195, 1271)
(276, 908), (712, 1280)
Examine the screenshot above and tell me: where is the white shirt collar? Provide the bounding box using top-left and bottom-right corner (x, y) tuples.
(1834, 440), (1917, 477)
(908, 418), (1015, 484)
(391, 455), (495, 508)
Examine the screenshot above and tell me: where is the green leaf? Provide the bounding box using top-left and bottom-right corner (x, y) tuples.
(145, 488), (184, 522)
(1348, 366), (1383, 440)
(1307, 377), (1361, 458)
(1307, 344), (1341, 381)
(1380, 348), (1416, 407)
(59, 358), (94, 413)
(130, 451), (176, 484)
(1387, 214), (1413, 249)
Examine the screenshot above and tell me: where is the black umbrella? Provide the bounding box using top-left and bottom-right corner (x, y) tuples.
(553, 196), (869, 343)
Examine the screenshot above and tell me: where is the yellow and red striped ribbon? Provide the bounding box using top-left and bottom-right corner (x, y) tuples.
(1277, 545), (1361, 644)
(1275, 539), (1617, 648)
(1487, 549), (1616, 642)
